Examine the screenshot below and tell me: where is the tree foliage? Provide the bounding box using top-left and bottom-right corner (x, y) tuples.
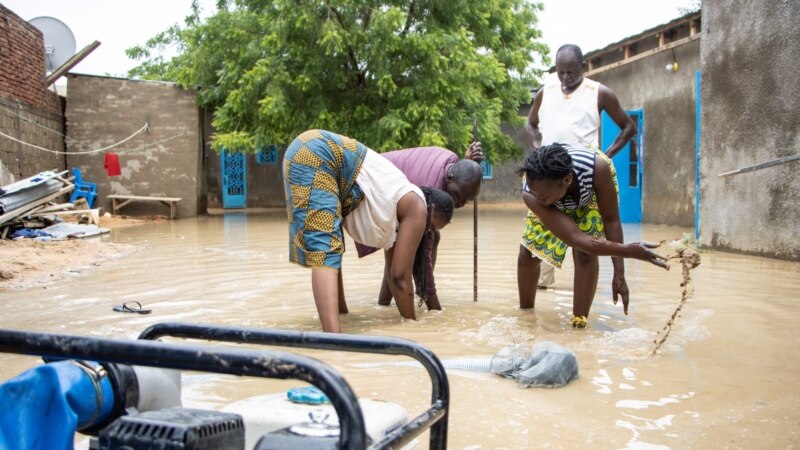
(127, 0), (549, 161)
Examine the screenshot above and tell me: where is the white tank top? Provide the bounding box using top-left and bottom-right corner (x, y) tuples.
(538, 73), (600, 149)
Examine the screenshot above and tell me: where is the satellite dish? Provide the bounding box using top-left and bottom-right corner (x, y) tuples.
(29, 16), (76, 73)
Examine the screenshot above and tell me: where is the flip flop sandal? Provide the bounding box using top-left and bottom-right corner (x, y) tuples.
(112, 301), (152, 314)
(569, 315), (588, 328)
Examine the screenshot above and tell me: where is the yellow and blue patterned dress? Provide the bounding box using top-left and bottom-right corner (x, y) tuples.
(283, 129), (367, 269)
(521, 145), (618, 268)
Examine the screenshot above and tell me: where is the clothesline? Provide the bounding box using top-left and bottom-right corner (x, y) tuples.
(110, 131), (188, 153)
(0, 102), (99, 152)
(0, 123), (150, 155)
(1, 100), (156, 153)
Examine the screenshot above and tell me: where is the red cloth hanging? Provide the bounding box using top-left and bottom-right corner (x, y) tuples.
(104, 152), (121, 176)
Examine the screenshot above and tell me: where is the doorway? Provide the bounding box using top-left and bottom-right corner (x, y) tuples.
(602, 109), (643, 223)
(221, 148), (246, 208)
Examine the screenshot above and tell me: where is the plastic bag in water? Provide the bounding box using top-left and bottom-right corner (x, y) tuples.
(489, 341), (579, 388)
(487, 344), (529, 378)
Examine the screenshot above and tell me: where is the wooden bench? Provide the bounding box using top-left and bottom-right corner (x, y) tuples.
(107, 195), (182, 219)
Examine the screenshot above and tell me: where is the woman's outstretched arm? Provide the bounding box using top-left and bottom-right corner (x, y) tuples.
(386, 192), (427, 320)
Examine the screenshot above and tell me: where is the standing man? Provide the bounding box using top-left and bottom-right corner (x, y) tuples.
(356, 143), (484, 310)
(519, 43), (636, 307)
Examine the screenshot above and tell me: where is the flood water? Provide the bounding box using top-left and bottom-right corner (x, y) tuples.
(1, 204), (798, 449)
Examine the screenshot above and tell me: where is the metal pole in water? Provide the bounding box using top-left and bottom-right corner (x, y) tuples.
(472, 118), (478, 302)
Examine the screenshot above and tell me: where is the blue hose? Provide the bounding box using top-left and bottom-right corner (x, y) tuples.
(0, 360), (115, 450)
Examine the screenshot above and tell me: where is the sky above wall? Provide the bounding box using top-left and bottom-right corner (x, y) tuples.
(4, 0), (698, 80)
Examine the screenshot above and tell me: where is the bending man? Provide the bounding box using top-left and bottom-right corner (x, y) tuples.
(357, 144), (484, 309)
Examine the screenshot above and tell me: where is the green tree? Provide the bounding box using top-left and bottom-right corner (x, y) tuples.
(128, 0), (548, 161)
(678, 0), (701, 14)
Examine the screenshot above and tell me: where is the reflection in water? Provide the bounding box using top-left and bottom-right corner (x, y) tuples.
(224, 211), (248, 249)
(1, 205), (799, 448)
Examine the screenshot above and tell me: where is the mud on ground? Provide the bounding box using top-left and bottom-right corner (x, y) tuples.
(0, 215), (160, 291)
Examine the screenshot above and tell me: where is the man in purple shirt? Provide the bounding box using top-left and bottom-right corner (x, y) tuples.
(356, 142), (484, 310)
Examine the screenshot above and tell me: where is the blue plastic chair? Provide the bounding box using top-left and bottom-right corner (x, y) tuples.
(69, 167), (97, 208)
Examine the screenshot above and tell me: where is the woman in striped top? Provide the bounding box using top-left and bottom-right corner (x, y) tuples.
(518, 143), (668, 328)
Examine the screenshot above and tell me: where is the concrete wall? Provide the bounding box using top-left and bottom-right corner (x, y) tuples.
(699, 0), (800, 260)
(481, 39), (702, 224)
(0, 4), (65, 180)
(478, 111), (532, 202)
(592, 39), (701, 226)
(65, 74), (204, 218)
(204, 108), (286, 209)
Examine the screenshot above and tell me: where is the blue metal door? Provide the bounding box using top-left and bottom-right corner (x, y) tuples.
(221, 148), (246, 208)
(602, 109), (643, 223)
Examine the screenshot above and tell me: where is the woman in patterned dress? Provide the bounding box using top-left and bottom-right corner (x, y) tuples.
(283, 129), (453, 332)
(518, 142), (668, 327)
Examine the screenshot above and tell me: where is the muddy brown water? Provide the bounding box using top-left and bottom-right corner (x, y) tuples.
(1, 205), (798, 449)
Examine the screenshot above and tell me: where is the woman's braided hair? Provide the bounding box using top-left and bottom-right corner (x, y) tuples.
(413, 187), (454, 297)
(516, 142), (574, 183)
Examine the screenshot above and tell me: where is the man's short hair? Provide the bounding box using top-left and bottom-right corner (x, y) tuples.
(450, 159), (482, 185)
(556, 44), (584, 64)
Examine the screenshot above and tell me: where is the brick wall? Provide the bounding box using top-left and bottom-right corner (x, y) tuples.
(0, 4), (65, 180)
(0, 4), (61, 113)
(0, 96), (64, 179)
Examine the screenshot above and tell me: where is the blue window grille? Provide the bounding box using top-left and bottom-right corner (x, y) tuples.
(257, 144), (279, 165)
(480, 160), (493, 179)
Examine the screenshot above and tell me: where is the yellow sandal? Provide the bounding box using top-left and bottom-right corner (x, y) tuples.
(570, 315), (588, 328)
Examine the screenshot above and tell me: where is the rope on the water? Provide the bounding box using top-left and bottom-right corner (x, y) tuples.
(652, 245), (702, 355)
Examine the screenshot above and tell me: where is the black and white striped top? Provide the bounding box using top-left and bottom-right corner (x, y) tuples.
(523, 143), (597, 212)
